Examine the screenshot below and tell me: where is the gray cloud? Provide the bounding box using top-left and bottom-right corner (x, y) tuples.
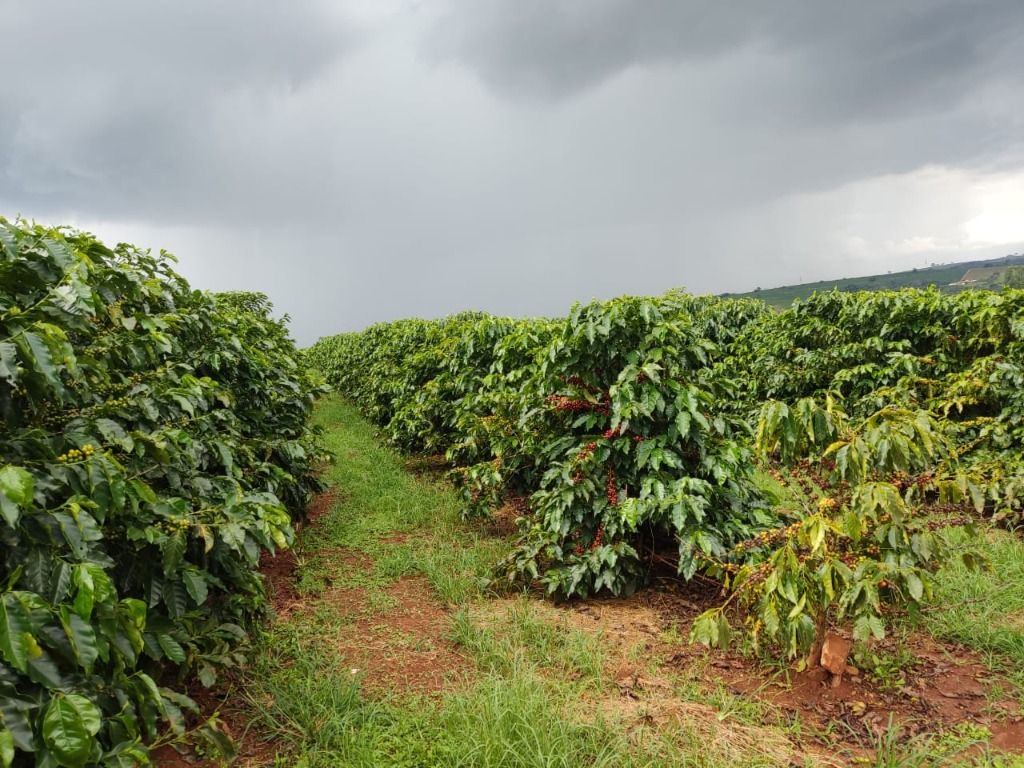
(1, 0), (357, 222)
(1, 1), (1022, 345)
(427, 1), (1024, 116)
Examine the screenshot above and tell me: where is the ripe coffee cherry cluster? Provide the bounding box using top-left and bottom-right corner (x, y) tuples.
(570, 441), (598, 484)
(606, 468), (618, 507)
(602, 427), (621, 439)
(790, 463), (829, 494)
(925, 515), (971, 531)
(571, 524), (606, 555)
(508, 496), (530, 516)
(545, 394), (612, 415)
(889, 471), (934, 491)
(546, 395), (593, 412)
(838, 553), (865, 568)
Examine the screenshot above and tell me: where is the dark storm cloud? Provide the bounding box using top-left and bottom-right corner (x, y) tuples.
(419, 0), (1024, 212)
(428, 0), (1024, 120)
(1, 1), (1022, 345)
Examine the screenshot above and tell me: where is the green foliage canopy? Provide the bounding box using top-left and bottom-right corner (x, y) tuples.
(0, 219), (323, 766)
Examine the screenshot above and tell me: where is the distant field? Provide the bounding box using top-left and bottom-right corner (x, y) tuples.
(723, 254), (1024, 307)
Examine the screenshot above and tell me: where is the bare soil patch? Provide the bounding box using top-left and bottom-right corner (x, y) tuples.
(201, 529), (470, 766)
(262, 545), (371, 621)
(337, 576), (471, 695)
(258, 488), (345, 617)
(589, 695), (845, 767)
(482, 495), (530, 537)
(724, 634), (1024, 743)
(402, 453), (450, 478)
(149, 745), (197, 767)
(259, 548), (298, 615)
(303, 487), (341, 527)
(543, 576), (1024, 757)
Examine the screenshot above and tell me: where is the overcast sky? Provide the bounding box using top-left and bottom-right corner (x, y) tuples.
(2, 1), (1023, 344)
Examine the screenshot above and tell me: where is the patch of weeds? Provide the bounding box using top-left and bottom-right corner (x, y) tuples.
(451, 600), (608, 688)
(659, 622), (684, 645)
(307, 400), (505, 608)
(429, 673), (633, 767)
(926, 529), (1024, 667)
(852, 643), (916, 691)
(294, 570), (329, 596)
(934, 722), (992, 754)
(625, 640), (650, 665)
(666, 668), (778, 730)
(449, 607), (511, 674)
(666, 654), (715, 701)
(365, 591), (400, 615)
(243, 636), (665, 768)
(864, 718), (1015, 768)
(704, 683), (777, 727)
(372, 541), (420, 582)
(412, 533), (505, 606)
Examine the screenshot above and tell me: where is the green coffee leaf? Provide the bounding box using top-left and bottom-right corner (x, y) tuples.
(0, 466), (33, 528)
(42, 694), (101, 768)
(0, 728), (14, 768)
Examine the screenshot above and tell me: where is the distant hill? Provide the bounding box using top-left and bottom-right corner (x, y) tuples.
(722, 253), (1024, 307)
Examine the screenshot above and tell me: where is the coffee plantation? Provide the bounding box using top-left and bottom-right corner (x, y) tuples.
(5, 215), (1024, 765)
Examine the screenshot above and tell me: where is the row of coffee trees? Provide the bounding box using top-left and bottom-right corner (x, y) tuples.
(0, 219), (324, 766)
(308, 286), (1024, 661)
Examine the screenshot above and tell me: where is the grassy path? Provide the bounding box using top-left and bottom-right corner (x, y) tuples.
(227, 398), (823, 767)
(223, 397), (1024, 767)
